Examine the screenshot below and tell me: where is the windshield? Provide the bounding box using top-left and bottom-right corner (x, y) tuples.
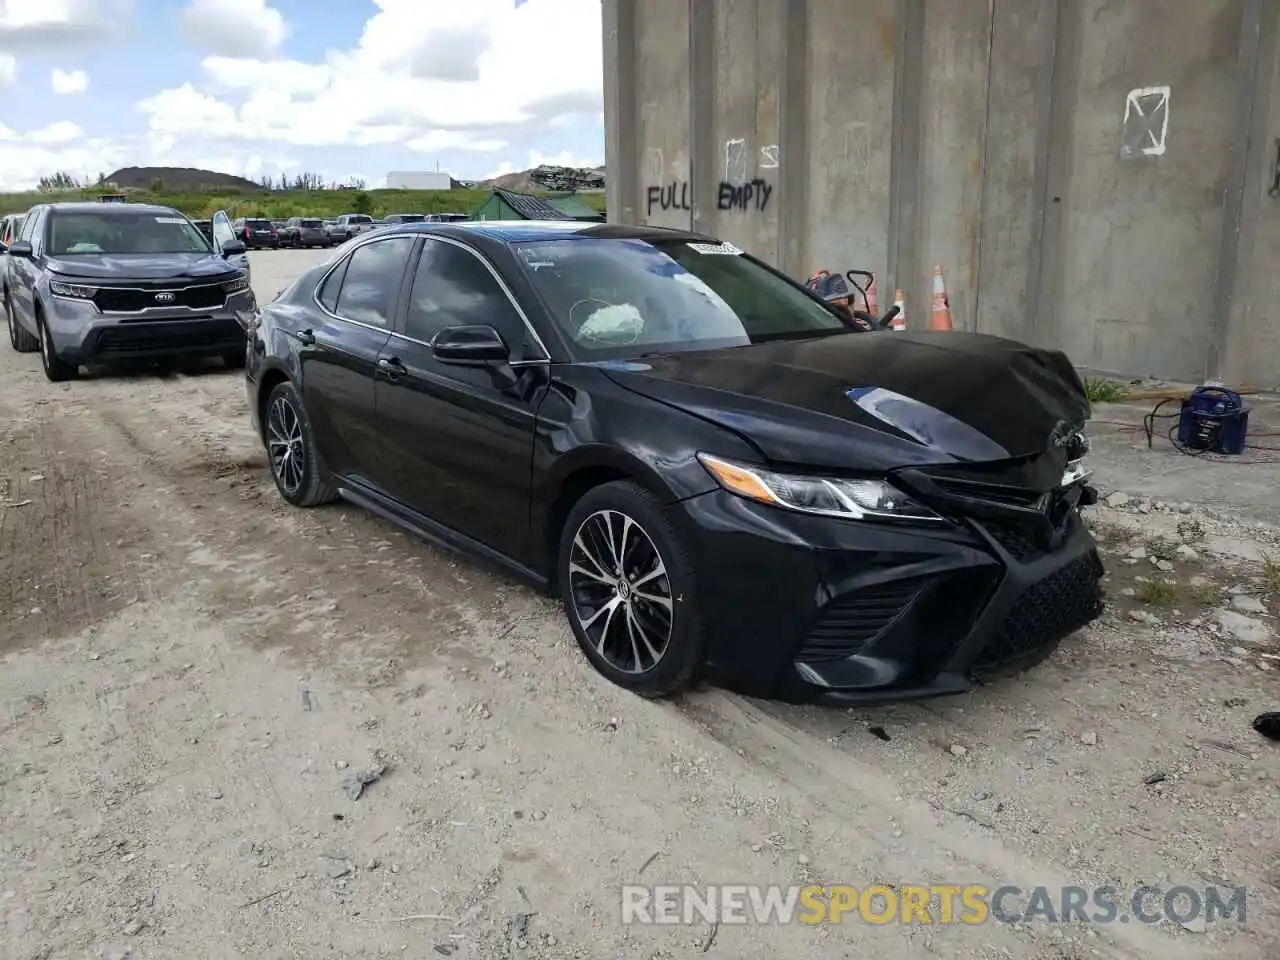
(301, 219), (323, 227)
(46, 211), (211, 255)
(514, 237), (851, 358)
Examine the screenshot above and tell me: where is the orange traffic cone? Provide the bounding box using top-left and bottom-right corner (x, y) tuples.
(890, 289), (908, 330)
(930, 265), (953, 331)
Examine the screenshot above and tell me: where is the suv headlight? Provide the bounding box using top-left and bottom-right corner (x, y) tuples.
(49, 280), (98, 299)
(697, 453), (944, 523)
(224, 276), (251, 295)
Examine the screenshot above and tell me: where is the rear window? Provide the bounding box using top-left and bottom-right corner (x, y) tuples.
(246, 219), (272, 228)
(301, 219), (322, 227)
(352, 215), (373, 224)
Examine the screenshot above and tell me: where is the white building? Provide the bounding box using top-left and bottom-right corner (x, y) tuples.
(386, 170), (452, 190)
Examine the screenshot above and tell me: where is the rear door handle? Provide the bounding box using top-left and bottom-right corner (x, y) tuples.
(378, 357), (407, 379)
(296, 328), (316, 346)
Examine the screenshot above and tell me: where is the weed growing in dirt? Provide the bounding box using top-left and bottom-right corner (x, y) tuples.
(1136, 579), (1179, 606)
(1084, 378), (1130, 403)
(1260, 552), (1280, 596)
(1186, 580), (1223, 606)
(1176, 518), (1207, 544)
(1144, 536), (1178, 561)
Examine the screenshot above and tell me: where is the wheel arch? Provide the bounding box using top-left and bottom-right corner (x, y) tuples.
(255, 363), (293, 439)
(541, 445), (682, 598)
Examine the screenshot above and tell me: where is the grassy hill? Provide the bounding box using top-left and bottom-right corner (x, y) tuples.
(0, 185), (608, 220)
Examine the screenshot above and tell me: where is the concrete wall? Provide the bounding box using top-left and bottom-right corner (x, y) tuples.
(603, 0), (1280, 389)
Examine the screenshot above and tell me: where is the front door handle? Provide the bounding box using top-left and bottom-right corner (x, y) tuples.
(296, 328), (316, 346)
(377, 357), (407, 379)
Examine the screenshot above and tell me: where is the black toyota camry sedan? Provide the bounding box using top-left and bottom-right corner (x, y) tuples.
(245, 221), (1104, 705)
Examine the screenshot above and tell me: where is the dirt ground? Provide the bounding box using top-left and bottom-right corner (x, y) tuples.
(1, 250), (1277, 960)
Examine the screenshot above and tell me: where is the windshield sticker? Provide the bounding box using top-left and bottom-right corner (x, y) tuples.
(154, 217), (187, 224)
(687, 241), (742, 256)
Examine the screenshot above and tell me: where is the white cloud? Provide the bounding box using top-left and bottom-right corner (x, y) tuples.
(0, 52), (14, 86)
(0, 0), (130, 50)
(51, 67), (88, 93)
(139, 0), (603, 153)
(179, 0), (287, 59)
(26, 121), (84, 144)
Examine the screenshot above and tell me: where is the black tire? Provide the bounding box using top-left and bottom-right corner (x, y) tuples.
(264, 380), (338, 507)
(37, 312), (77, 380)
(557, 480), (704, 698)
(7, 295), (38, 352)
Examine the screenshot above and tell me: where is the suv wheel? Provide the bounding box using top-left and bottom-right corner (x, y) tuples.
(37, 314), (77, 380)
(264, 381), (338, 507)
(557, 481), (704, 698)
(6, 297), (38, 353)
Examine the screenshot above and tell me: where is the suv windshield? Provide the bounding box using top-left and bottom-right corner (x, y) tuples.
(514, 237), (851, 358)
(46, 211), (211, 255)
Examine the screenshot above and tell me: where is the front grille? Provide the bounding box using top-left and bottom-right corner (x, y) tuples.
(931, 477), (1045, 508)
(93, 283), (228, 313)
(797, 580), (923, 662)
(970, 552), (1104, 676)
(984, 521), (1049, 562)
(90, 319), (243, 357)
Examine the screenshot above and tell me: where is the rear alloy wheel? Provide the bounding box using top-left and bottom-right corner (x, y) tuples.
(264, 380), (337, 507)
(6, 297), (37, 353)
(559, 481), (703, 697)
(38, 315), (77, 380)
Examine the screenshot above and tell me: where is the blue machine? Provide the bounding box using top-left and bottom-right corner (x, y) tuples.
(1175, 386), (1249, 455)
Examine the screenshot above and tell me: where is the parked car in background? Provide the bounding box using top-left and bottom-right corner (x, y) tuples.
(424, 213), (470, 223)
(323, 220), (348, 244)
(5, 202), (255, 380)
(383, 213), (425, 225)
(279, 217), (331, 248)
(244, 220), (1102, 704)
(233, 217), (279, 249)
(331, 213), (377, 241)
(0, 213), (27, 309)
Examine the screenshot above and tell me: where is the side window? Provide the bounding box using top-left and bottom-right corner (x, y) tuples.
(333, 237), (415, 327)
(317, 258), (349, 313)
(404, 239), (532, 358)
(19, 210), (39, 242)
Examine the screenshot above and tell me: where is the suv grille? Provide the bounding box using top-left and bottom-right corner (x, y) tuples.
(94, 283), (228, 313)
(970, 552), (1104, 677)
(797, 580), (923, 662)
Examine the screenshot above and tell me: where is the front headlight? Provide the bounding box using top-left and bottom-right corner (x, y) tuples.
(1059, 430), (1092, 487)
(49, 280), (98, 299)
(224, 276), (251, 295)
(697, 453), (944, 523)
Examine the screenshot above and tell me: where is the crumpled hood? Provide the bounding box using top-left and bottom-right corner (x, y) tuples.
(46, 253), (238, 282)
(599, 330), (1090, 472)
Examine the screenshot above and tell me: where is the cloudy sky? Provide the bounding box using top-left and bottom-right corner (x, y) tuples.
(0, 0), (605, 191)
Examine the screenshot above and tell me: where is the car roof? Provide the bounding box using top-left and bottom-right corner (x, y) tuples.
(407, 219), (714, 245)
(41, 202), (185, 215)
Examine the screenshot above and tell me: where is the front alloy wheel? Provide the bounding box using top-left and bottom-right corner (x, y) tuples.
(568, 509), (673, 674)
(263, 381), (337, 507)
(38, 317), (77, 380)
(267, 393), (306, 497)
(558, 480), (704, 698)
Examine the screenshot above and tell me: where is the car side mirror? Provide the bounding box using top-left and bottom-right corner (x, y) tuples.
(7, 240), (32, 258)
(221, 239), (247, 256)
(432, 324), (511, 365)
